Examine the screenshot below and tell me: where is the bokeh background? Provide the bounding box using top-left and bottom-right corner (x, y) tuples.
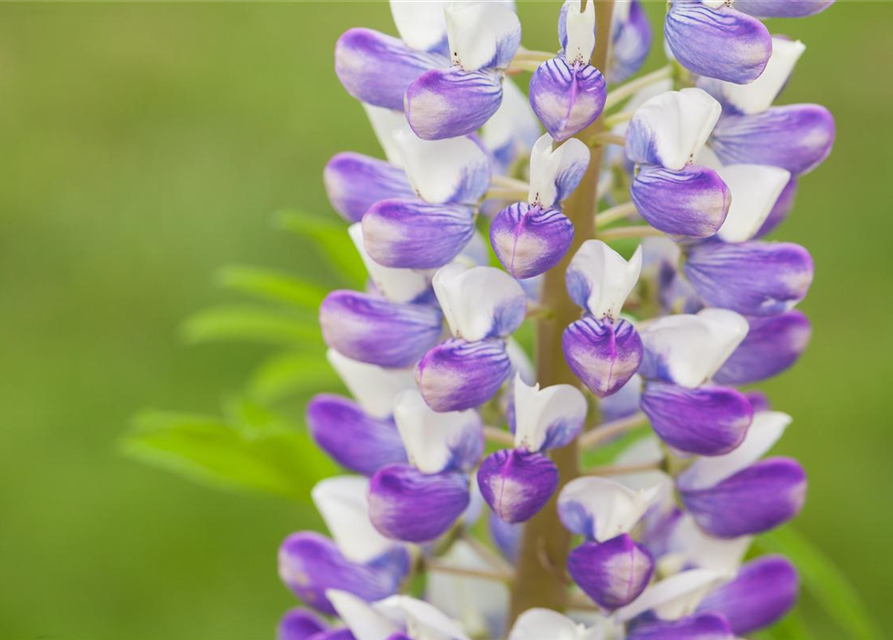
(1, 2), (891, 639)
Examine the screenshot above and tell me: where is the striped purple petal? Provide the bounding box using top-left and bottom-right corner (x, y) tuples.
(477, 449), (559, 524)
(417, 338), (513, 412)
(362, 199), (476, 269)
(711, 105), (836, 176)
(665, 0), (772, 84)
(529, 57), (607, 143)
(697, 555), (798, 635)
(324, 153), (415, 223)
(755, 176), (797, 238)
(569, 535), (654, 609)
(278, 609), (328, 640)
(627, 613), (734, 640)
(405, 67), (503, 140)
(735, 0), (834, 18)
(278, 532), (408, 615)
(684, 242), (814, 316)
(306, 395), (408, 476)
(641, 382), (753, 456)
(714, 311), (811, 385)
(490, 203), (575, 279)
(320, 291), (443, 368)
(631, 164), (730, 238)
(369, 465), (470, 543)
(681, 457), (807, 538)
(563, 317), (644, 398)
(334, 29), (442, 110)
(609, 0), (652, 83)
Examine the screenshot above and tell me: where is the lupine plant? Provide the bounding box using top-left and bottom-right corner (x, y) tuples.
(124, 1), (883, 639)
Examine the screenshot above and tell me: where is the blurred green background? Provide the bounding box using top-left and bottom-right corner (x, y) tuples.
(0, 2), (890, 639)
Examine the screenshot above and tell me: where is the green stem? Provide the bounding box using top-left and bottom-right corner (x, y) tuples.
(584, 460), (664, 476)
(604, 64), (674, 111)
(600, 225), (667, 241)
(595, 201), (638, 228)
(578, 411), (648, 450)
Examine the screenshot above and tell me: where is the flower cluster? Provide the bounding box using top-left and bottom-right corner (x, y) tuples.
(278, 1), (835, 639)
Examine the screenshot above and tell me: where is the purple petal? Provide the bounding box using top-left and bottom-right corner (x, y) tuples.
(665, 1), (771, 84)
(490, 203), (575, 279)
(314, 631), (356, 640)
(609, 0), (653, 83)
(711, 105), (836, 176)
(735, 0), (834, 18)
(641, 382), (753, 456)
(324, 153), (415, 223)
(600, 374), (643, 423)
(681, 457), (807, 538)
(568, 535), (654, 609)
(362, 199), (476, 269)
(334, 29), (442, 111)
(489, 509), (523, 562)
(627, 613), (734, 640)
(405, 67), (503, 140)
(306, 395), (408, 476)
(563, 317), (644, 398)
(743, 390), (771, 413)
(417, 338), (512, 412)
(477, 449), (559, 524)
(278, 532), (408, 615)
(529, 57), (607, 143)
(684, 241), (814, 316)
(278, 609), (328, 640)
(631, 164), (730, 238)
(698, 555), (799, 635)
(369, 465), (470, 542)
(714, 311), (811, 385)
(755, 176), (797, 238)
(320, 291), (443, 368)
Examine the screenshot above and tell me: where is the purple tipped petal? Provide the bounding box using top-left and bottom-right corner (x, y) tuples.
(681, 457), (807, 538)
(490, 203), (575, 279)
(324, 153), (415, 223)
(684, 242), (814, 316)
(278, 533), (408, 615)
(563, 317), (644, 398)
(477, 449), (559, 523)
(568, 535), (654, 609)
(334, 29), (442, 110)
(320, 291), (443, 368)
(489, 509), (523, 562)
(735, 0), (834, 18)
(631, 164), (730, 238)
(627, 613), (734, 640)
(744, 391), (771, 413)
(306, 395), (407, 476)
(711, 105), (836, 176)
(698, 555), (799, 634)
(278, 609), (328, 640)
(369, 465), (470, 542)
(417, 338), (512, 412)
(362, 199), (476, 269)
(406, 67), (503, 140)
(609, 0), (653, 83)
(714, 311), (811, 385)
(665, 1), (772, 84)
(529, 57), (607, 142)
(641, 382), (753, 456)
(755, 176), (797, 238)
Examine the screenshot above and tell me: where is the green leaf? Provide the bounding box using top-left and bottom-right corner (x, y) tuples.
(275, 210), (366, 286)
(180, 305), (320, 346)
(121, 410), (336, 501)
(248, 351), (340, 403)
(216, 265), (328, 310)
(758, 527), (881, 640)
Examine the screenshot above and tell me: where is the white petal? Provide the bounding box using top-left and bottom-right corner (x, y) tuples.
(564, 0), (596, 63)
(363, 104), (408, 168)
(445, 1), (521, 71)
(349, 223), (430, 303)
(390, 0), (449, 52)
(326, 347), (417, 418)
(528, 134), (591, 208)
(702, 38), (806, 115)
(513, 374), (587, 452)
(327, 590), (402, 640)
(678, 411), (792, 490)
(567, 240), (643, 320)
(393, 389), (482, 474)
(433, 263), (527, 341)
(693, 144), (723, 171)
(456, 231), (491, 267)
(506, 338), (536, 385)
(612, 436), (675, 511)
(425, 541), (510, 638)
(559, 476), (659, 542)
(628, 88), (722, 171)
(381, 595), (472, 640)
(311, 476), (397, 563)
(509, 608), (598, 640)
(394, 129), (491, 205)
(610, 78), (674, 137)
(641, 308), (749, 388)
(665, 513), (752, 574)
(482, 77), (542, 165)
(716, 164), (792, 242)
(616, 569), (727, 621)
